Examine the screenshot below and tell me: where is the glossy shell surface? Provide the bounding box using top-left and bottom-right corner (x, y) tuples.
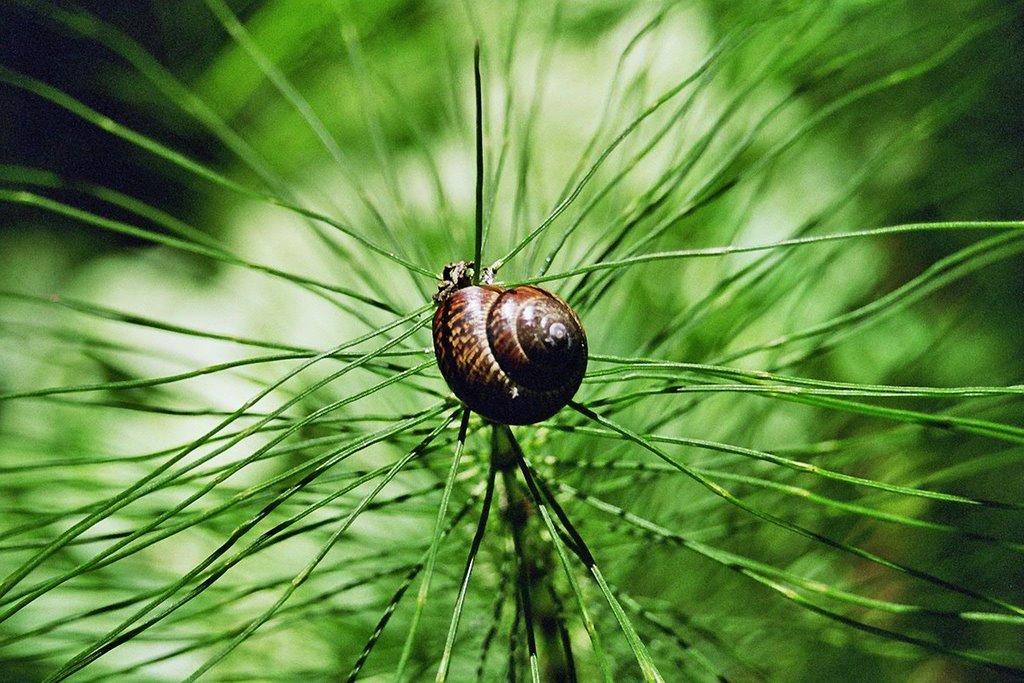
(432, 285), (587, 424)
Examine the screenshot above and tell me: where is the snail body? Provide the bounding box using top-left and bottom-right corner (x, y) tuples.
(432, 282), (587, 425)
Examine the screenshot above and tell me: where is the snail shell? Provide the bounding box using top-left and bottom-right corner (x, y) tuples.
(432, 285), (587, 425)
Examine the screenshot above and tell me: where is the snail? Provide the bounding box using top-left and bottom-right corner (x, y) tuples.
(432, 261), (587, 425)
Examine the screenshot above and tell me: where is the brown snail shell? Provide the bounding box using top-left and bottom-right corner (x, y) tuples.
(432, 284), (587, 425)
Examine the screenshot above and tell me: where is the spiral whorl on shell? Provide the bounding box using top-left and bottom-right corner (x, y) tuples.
(432, 284), (587, 425)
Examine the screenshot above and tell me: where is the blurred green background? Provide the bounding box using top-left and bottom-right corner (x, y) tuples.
(1, 1), (1023, 681)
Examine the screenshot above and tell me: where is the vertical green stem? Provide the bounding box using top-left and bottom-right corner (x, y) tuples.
(502, 467), (542, 683)
(435, 462), (497, 681)
(473, 41), (484, 282)
(394, 407), (471, 680)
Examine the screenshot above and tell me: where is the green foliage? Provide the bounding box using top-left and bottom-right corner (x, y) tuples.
(1, 1), (1022, 681)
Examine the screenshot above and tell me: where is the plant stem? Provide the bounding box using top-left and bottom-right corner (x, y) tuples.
(473, 41), (484, 283)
